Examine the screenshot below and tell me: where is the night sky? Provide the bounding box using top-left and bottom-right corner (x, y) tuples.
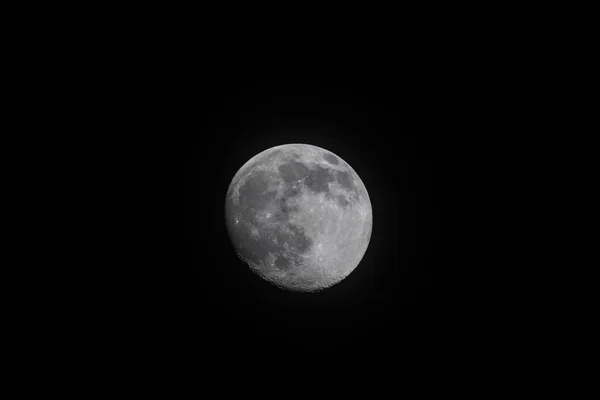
(52, 21), (516, 385)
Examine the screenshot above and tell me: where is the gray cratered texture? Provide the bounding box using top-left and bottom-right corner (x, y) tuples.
(225, 144), (372, 292)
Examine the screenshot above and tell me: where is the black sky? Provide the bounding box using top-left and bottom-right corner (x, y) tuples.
(47, 19), (526, 384)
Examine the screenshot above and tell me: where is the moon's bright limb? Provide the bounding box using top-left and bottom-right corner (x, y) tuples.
(225, 144), (372, 292)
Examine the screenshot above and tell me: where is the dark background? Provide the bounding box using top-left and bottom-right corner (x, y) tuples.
(35, 16), (543, 388)
(184, 77), (439, 358)
(42, 18), (536, 385)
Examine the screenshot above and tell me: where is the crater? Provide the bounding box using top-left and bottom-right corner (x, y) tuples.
(323, 152), (339, 165)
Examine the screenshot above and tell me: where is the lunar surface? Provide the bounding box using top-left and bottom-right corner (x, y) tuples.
(225, 144), (372, 292)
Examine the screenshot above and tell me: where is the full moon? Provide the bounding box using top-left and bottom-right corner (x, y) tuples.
(225, 144), (372, 292)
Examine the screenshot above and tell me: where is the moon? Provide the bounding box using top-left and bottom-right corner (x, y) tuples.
(225, 144), (372, 292)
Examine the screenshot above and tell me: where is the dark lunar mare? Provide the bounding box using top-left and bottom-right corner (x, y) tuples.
(336, 195), (350, 207)
(268, 182), (312, 270)
(236, 170), (278, 220)
(323, 153), (339, 165)
(334, 169), (354, 192)
(226, 166), (313, 272)
(237, 221), (312, 272)
(226, 170), (278, 267)
(274, 255), (291, 269)
(284, 223), (312, 253)
(305, 165), (336, 195)
(278, 160), (309, 182)
(279, 159), (337, 197)
(272, 196), (300, 222)
(283, 186), (300, 198)
(335, 169), (362, 203)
